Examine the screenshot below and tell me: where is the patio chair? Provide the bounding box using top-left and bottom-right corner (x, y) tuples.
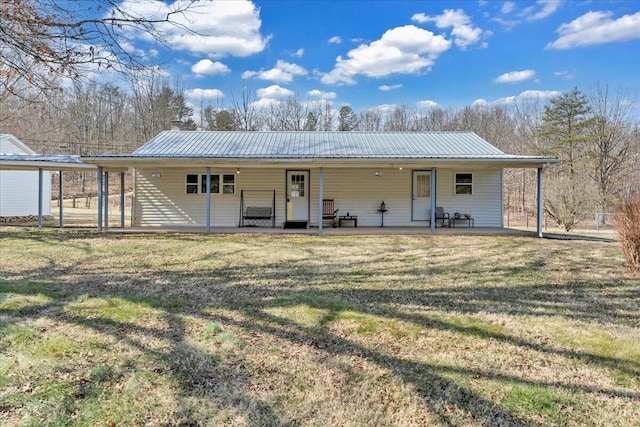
(322, 199), (339, 228)
(435, 206), (450, 227)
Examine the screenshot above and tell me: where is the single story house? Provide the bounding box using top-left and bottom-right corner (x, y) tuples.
(83, 131), (557, 235)
(0, 134), (52, 218)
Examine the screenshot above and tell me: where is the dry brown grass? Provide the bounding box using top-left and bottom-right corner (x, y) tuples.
(0, 229), (638, 426)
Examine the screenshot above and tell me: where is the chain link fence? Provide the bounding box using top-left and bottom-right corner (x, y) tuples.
(505, 210), (619, 234)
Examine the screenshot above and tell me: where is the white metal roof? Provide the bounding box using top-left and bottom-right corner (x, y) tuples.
(131, 131), (510, 158)
(80, 131), (558, 169)
(0, 154), (96, 171)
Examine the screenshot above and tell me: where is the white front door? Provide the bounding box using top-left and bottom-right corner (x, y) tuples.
(412, 171), (431, 221)
(287, 171), (309, 221)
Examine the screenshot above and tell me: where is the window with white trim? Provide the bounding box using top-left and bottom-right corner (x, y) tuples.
(455, 173), (473, 195)
(185, 173), (235, 194)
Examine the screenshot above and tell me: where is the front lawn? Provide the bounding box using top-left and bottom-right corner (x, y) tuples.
(0, 230), (638, 426)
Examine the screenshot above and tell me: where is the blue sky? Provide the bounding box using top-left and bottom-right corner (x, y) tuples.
(115, 0), (640, 113)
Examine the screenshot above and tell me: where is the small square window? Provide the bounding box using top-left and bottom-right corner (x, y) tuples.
(222, 174), (235, 194)
(455, 173), (473, 195)
(186, 174), (199, 194)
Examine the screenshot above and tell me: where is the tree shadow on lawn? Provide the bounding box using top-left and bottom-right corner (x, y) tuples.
(1, 279), (537, 427)
(0, 285), (286, 426)
(1, 231), (637, 424)
(2, 259), (639, 425)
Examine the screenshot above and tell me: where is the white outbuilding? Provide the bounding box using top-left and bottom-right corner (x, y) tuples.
(0, 134), (51, 218)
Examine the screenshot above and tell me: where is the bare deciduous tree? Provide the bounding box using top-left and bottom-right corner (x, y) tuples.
(586, 82), (638, 214)
(1, 0), (196, 96)
(231, 82), (260, 131)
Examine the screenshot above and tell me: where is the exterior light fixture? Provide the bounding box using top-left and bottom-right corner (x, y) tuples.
(151, 172), (161, 178)
(236, 168), (240, 174)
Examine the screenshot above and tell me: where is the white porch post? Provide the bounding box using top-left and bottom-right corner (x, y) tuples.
(97, 166), (103, 231)
(537, 166), (544, 238)
(37, 168), (43, 229)
(59, 170), (64, 228)
(120, 172), (125, 228)
(205, 167), (211, 234)
(318, 167), (324, 234)
(104, 171), (109, 230)
(430, 167), (437, 233)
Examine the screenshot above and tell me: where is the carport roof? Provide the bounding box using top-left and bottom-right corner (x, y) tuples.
(0, 153), (96, 171)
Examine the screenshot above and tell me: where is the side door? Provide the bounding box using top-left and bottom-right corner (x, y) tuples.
(412, 170), (431, 221)
(286, 171), (309, 221)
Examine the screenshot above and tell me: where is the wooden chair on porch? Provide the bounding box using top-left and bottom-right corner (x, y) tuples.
(322, 199), (339, 228)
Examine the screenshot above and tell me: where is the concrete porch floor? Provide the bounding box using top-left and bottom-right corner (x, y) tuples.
(100, 225), (538, 237)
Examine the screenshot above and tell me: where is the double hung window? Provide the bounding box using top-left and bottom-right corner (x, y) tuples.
(454, 173), (473, 195)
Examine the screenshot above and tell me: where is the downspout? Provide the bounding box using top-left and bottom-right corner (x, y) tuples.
(430, 167), (437, 233)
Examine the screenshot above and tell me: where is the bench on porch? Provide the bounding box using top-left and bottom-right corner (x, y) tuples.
(239, 189), (276, 228)
(241, 206), (274, 227)
(243, 206), (272, 220)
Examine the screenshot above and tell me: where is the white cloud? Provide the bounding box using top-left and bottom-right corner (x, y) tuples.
(416, 100), (439, 109)
(546, 11), (640, 49)
(244, 60), (307, 83)
(493, 90), (561, 105)
(256, 85), (294, 99)
(412, 9), (487, 50)
(308, 89), (337, 99)
(521, 0), (562, 22)
(191, 59), (230, 76)
(494, 69), (536, 84)
(294, 48), (304, 57)
(501, 2), (515, 14)
(492, 17), (519, 30)
(554, 70), (575, 80)
(328, 36), (342, 44)
(114, 0), (270, 58)
(321, 25), (451, 85)
(118, 40), (147, 58)
(251, 97), (281, 109)
(379, 84), (403, 91)
(185, 88), (224, 99)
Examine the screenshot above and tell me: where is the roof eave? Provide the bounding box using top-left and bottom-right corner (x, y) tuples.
(81, 156), (558, 169)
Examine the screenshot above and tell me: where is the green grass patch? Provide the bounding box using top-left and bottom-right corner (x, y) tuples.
(64, 295), (156, 323)
(499, 383), (585, 424)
